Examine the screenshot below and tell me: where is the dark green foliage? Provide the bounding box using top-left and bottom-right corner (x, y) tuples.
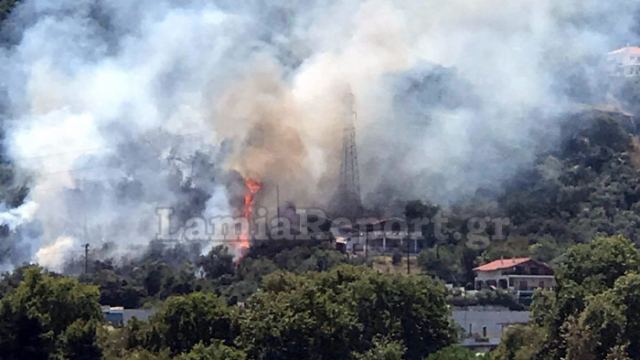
(117, 264), (454, 359)
(448, 289), (524, 311)
(496, 236), (640, 360)
(556, 235), (640, 292)
(491, 324), (543, 360)
(197, 245), (235, 280)
(175, 341), (246, 360)
(79, 242), (352, 306)
(418, 245), (463, 283)
(425, 345), (480, 360)
(0, 266), (102, 359)
(351, 338), (406, 360)
(127, 292), (237, 355)
(500, 111), (640, 247)
(0, 263), (29, 297)
(238, 265), (456, 360)
(80, 257), (204, 308)
(220, 242), (353, 303)
(57, 319), (103, 360)
(403, 110), (640, 287)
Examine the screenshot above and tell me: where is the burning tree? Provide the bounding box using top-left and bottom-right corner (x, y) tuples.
(237, 178), (262, 257)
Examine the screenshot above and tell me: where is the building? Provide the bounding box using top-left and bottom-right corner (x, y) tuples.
(607, 46), (640, 78)
(474, 257), (555, 292)
(102, 306), (155, 327)
(336, 218), (423, 255)
(452, 307), (530, 352)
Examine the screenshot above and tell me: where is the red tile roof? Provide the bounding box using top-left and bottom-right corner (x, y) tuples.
(473, 257), (532, 272)
(608, 46), (640, 56)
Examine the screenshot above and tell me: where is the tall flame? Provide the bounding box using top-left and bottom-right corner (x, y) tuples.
(238, 177), (262, 257)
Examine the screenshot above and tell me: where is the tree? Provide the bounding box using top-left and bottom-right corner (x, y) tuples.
(563, 293), (625, 360)
(197, 246), (235, 280)
(556, 235), (640, 292)
(418, 245), (463, 283)
(128, 292), (237, 355)
(352, 338), (406, 360)
(86, 268), (145, 308)
(500, 236), (640, 360)
(57, 319), (103, 360)
(175, 341), (246, 360)
(0, 266), (102, 359)
(239, 265), (455, 360)
(425, 345), (480, 360)
(491, 324), (544, 360)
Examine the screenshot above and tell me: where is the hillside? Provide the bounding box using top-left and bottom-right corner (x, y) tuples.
(417, 108), (640, 285)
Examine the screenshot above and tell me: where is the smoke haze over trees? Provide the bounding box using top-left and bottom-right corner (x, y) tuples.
(0, 0), (637, 267)
(2, 2), (640, 358)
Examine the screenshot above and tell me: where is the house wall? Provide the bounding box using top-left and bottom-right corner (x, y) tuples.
(508, 276), (555, 290)
(476, 270), (503, 282)
(452, 308), (530, 351)
(607, 51), (640, 77)
(474, 264), (555, 290)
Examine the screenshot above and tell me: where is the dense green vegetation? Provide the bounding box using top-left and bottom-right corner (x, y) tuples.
(414, 110), (640, 287)
(62, 241), (357, 308)
(7, 235), (640, 359)
(0, 264), (457, 359)
(426, 345), (483, 360)
(1, 108), (640, 359)
(0, 267), (102, 360)
(491, 235), (640, 360)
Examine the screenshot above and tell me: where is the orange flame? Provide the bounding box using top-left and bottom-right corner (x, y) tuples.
(238, 177), (262, 256)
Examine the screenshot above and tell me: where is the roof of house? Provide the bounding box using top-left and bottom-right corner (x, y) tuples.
(473, 257), (532, 272)
(608, 46), (640, 56)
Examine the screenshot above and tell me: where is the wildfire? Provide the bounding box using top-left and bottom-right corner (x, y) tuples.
(238, 177), (262, 256)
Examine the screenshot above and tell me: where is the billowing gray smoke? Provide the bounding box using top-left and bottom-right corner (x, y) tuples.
(0, 0), (637, 270)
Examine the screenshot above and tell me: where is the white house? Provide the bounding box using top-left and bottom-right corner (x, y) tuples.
(607, 46), (640, 78)
(473, 257), (555, 292)
(452, 307), (530, 352)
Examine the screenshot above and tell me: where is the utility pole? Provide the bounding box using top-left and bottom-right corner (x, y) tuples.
(276, 184), (280, 219)
(84, 243), (90, 274)
(406, 237), (411, 275)
(364, 233), (368, 260)
(81, 178), (90, 275)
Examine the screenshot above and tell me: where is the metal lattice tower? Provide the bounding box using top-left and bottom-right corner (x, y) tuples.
(338, 92), (362, 211)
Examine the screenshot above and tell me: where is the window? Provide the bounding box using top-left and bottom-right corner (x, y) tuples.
(482, 326), (487, 338)
(499, 279), (508, 289)
(519, 280), (528, 291)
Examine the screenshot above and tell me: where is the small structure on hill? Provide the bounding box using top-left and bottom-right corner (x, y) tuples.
(102, 306), (155, 327)
(335, 218), (423, 256)
(473, 257), (555, 293)
(452, 307), (530, 352)
(607, 46), (640, 78)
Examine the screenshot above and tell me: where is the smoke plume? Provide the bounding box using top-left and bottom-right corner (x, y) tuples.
(0, 0), (638, 268)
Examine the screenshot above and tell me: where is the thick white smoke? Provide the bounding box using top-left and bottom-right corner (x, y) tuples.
(0, 0), (637, 268)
